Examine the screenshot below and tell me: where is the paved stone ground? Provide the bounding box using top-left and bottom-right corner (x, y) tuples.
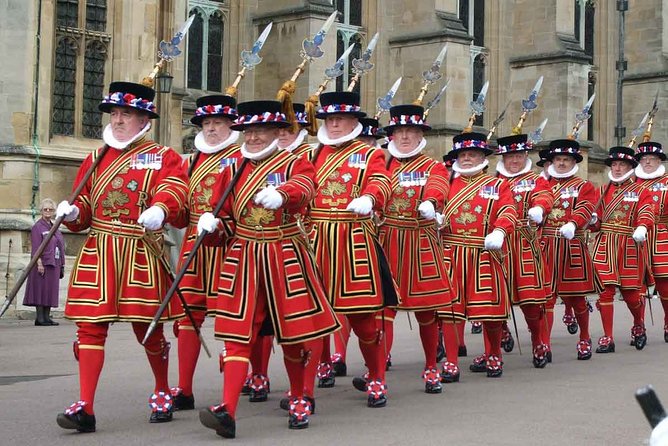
(1, 301), (666, 445)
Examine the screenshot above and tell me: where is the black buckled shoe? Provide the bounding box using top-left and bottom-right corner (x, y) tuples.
(458, 345), (468, 357)
(317, 362), (336, 388)
(200, 405), (236, 439)
(248, 374), (269, 402)
(471, 321), (483, 334)
(631, 325), (648, 350)
(501, 329), (515, 353)
(486, 355), (503, 378)
(577, 339), (592, 360)
(288, 397), (312, 429)
(546, 349), (552, 363)
(281, 395), (315, 413)
(563, 313), (578, 335)
(595, 336), (615, 354)
(422, 367), (442, 394)
(352, 373), (369, 392)
(57, 401), (96, 433)
(469, 354), (487, 373)
(366, 380), (387, 408)
(440, 362), (460, 383)
(149, 392), (173, 423)
(332, 358), (347, 377)
(532, 344), (549, 369)
(170, 387), (195, 411)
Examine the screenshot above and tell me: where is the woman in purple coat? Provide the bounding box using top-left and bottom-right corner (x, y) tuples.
(23, 198), (65, 326)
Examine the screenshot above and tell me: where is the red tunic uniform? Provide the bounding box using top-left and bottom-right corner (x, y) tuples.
(541, 175), (598, 296)
(498, 171), (552, 305)
(64, 139), (188, 323)
(379, 155), (454, 310)
(437, 171), (518, 321)
(210, 149), (340, 344)
(173, 145), (241, 313)
(637, 173), (668, 279)
(309, 140), (397, 313)
(590, 179), (655, 289)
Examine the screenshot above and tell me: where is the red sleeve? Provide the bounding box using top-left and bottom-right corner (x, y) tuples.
(360, 148), (392, 210)
(571, 180), (598, 229)
(149, 148), (188, 225)
(493, 179), (518, 235)
(530, 176), (553, 215)
(637, 187), (656, 229)
(423, 161), (450, 210)
(278, 156), (317, 213)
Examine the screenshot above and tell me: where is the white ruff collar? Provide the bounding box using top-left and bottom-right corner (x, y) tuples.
(241, 139), (279, 161)
(635, 164), (666, 180)
(317, 122), (363, 146)
(103, 122), (152, 150)
(279, 129), (308, 153)
(452, 159), (489, 177)
(387, 138), (426, 159)
(608, 169), (634, 184)
(548, 164), (579, 179)
(195, 130), (240, 154)
(495, 158), (532, 178)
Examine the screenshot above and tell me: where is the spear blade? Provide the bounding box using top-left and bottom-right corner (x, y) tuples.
(470, 81), (490, 115)
(649, 89), (660, 119)
(324, 43), (355, 79)
(377, 77), (403, 113)
(521, 76), (543, 111)
(241, 22), (273, 70)
(632, 112), (650, 138)
(351, 32), (379, 75)
(529, 118), (549, 144)
(158, 14), (196, 61)
(426, 78), (451, 113)
(302, 10), (338, 59)
(422, 44), (448, 84)
(492, 100), (511, 129)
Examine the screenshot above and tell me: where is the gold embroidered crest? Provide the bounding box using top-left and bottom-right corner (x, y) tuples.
(111, 177), (124, 189)
(455, 211), (477, 225)
(388, 197), (411, 214)
(244, 207), (276, 226)
(321, 180), (348, 206)
(547, 207), (566, 221)
(102, 190), (131, 217)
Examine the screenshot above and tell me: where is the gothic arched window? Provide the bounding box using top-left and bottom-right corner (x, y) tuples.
(52, 0), (110, 139)
(186, 1), (228, 92)
(472, 53), (486, 126)
(334, 1), (365, 93)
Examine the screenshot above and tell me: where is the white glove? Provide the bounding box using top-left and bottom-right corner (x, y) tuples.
(418, 201), (436, 220)
(633, 226), (647, 243)
(484, 229), (505, 250)
(197, 212), (219, 235)
(254, 185), (284, 210)
(559, 222), (576, 240)
(346, 195), (374, 215)
(137, 206), (165, 231)
(435, 212), (445, 227)
(56, 200), (79, 222)
(589, 212), (598, 226)
(651, 417), (668, 446)
(527, 206), (544, 224)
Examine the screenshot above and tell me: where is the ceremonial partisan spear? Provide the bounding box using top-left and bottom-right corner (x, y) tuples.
(423, 78), (450, 119)
(225, 22), (273, 98)
(375, 77), (403, 120)
(0, 18), (196, 319)
(413, 44), (448, 105)
(277, 11), (338, 132)
(486, 101), (510, 141)
(346, 32), (379, 92)
(463, 80), (489, 133)
(511, 76), (544, 135)
(304, 43), (356, 135)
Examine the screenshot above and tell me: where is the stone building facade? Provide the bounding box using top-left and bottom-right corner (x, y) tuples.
(0, 0), (666, 315)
